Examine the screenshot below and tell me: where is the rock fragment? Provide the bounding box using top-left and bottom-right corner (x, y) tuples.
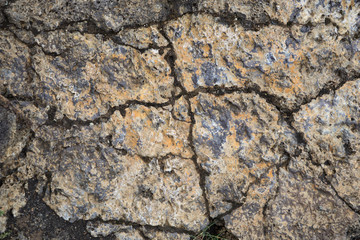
(0, 30), (32, 98)
(4, 0), (195, 32)
(190, 92), (298, 218)
(115, 25), (169, 49)
(294, 79), (360, 212)
(266, 159), (359, 240)
(165, 13), (352, 110)
(32, 31), (174, 121)
(27, 117), (206, 231)
(102, 106), (192, 158)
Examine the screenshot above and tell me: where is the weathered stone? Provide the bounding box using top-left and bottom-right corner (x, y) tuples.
(86, 221), (193, 239)
(14, 101), (48, 131)
(223, 167), (277, 240)
(0, 175), (27, 232)
(165, 13), (352, 110)
(190, 92), (298, 218)
(294, 79), (360, 212)
(198, 0), (270, 26)
(172, 96), (191, 123)
(115, 25), (169, 49)
(32, 31), (174, 121)
(1, 0), (360, 239)
(86, 221), (133, 238)
(26, 112), (207, 231)
(115, 230), (144, 240)
(266, 159), (359, 240)
(0, 30), (32, 98)
(142, 228), (192, 240)
(265, 0), (360, 36)
(102, 106), (192, 158)
(0, 104), (30, 173)
(4, 0), (194, 32)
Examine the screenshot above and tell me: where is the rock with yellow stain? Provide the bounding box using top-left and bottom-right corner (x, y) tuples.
(172, 96), (191, 123)
(102, 105), (193, 158)
(190, 92), (299, 218)
(32, 31), (174, 121)
(26, 121), (207, 232)
(1, 1), (360, 239)
(294, 79), (360, 213)
(165, 13), (353, 110)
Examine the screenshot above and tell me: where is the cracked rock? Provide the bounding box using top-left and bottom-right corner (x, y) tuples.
(165, 13), (352, 110)
(4, 0), (198, 32)
(190, 92), (298, 218)
(223, 167), (277, 240)
(102, 106), (193, 158)
(5, 0), (166, 32)
(27, 121), (207, 232)
(32, 31), (174, 121)
(294, 79), (360, 213)
(1, 0), (360, 239)
(266, 157), (359, 240)
(114, 25), (169, 49)
(266, 0), (360, 36)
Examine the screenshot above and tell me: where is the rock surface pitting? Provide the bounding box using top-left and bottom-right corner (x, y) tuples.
(0, 0), (360, 239)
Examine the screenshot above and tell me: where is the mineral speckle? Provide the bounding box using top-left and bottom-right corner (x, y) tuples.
(1, 0), (360, 239)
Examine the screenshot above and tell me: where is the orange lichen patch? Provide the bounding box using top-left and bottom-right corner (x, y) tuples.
(32, 32), (175, 121)
(166, 14), (248, 92)
(102, 105), (192, 158)
(166, 13), (350, 110)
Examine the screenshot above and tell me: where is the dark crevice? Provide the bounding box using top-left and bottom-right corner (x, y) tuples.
(18, 129), (35, 159)
(111, 31), (171, 54)
(44, 171), (52, 198)
(321, 169), (360, 215)
(43, 97), (180, 129)
(190, 219), (238, 240)
(0, 94), (33, 128)
(283, 68), (360, 117)
(185, 95), (212, 221)
(159, 21), (213, 224)
(138, 229), (150, 240)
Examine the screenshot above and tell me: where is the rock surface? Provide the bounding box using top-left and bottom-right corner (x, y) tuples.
(1, 0), (360, 239)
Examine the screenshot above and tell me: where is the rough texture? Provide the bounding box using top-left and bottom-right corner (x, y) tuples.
(294, 79), (360, 213)
(190, 92), (297, 218)
(1, 0), (360, 239)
